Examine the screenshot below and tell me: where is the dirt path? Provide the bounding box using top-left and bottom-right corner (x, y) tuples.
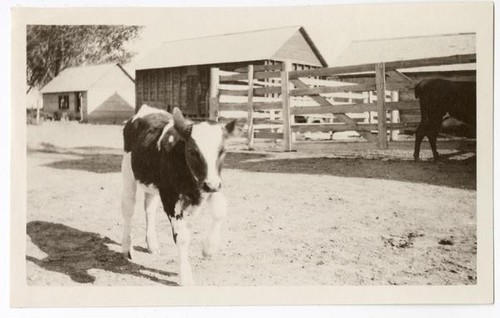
(26, 123), (476, 286)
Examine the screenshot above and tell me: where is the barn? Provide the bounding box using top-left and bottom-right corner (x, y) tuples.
(331, 33), (476, 131)
(134, 26), (328, 118)
(40, 63), (135, 124)
(332, 33), (475, 96)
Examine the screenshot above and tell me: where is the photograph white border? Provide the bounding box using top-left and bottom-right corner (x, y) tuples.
(8, 2), (494, 308)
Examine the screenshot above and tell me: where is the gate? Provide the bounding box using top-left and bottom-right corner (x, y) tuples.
(208, 54), (476, 151)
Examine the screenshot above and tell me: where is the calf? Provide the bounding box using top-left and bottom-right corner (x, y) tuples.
(413, 78), (476, 161)
(121, 105), (241, 285)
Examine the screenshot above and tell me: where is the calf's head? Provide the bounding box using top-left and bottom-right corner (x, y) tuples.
(173, 108), (242, 192)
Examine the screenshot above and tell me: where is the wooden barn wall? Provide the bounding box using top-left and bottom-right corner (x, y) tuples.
(136, 60), (319, 118)
(136, 66), (214, 118)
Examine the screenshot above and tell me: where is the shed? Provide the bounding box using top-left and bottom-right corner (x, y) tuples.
(333, 32), (476, 84)
(40, 63), (135, 124)
(332, 33), (476, 132)
(134, 26), (328, 118)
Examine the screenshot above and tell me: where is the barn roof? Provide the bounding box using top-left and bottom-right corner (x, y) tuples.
(333, 33), (476, 71)
(41, 63), (133, 93)
(135, 26), (327, 70)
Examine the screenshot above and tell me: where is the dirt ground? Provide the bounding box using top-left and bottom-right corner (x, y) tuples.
(26, 122), (477, 286)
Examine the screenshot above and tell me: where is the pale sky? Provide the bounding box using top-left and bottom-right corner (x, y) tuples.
(125, 3), (482, 68)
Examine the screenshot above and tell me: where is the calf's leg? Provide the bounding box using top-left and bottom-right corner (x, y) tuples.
(121, 153), (136, 259)
(427, 128), (439, 161)
(413, 123), (426, 161)
(203, 192), (227, 259)
(170, 215), (194, 286)
(144, 192), (161, 254)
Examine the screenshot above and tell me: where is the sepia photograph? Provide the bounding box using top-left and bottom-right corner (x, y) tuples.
(8, 1), (494, 308)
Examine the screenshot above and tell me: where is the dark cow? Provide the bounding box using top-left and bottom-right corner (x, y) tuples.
(413, 78), (476, 161)
(121, 105), (241, 285)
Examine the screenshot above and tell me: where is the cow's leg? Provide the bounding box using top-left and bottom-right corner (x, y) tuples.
(121, 153), (136, 259)
(413, 123), (426, 161)
(427, 128), (439, 161)
(203, 192), (227, 259)
(170, 214), (194, 286)
(144, 192), (161, 254)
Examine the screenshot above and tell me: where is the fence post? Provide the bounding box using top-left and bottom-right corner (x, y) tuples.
(246, 65), (255, 150)
(209, 67), (220, 121)
(375, 63), (388, 150)
(281, 60), (292, 151)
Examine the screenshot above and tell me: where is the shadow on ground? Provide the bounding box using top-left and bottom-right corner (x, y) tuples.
(30, 143), (476, 190)
(26, 221), (177, 285)
(44, 154), (123, 173)
(224, 152), (476, 190)
(28, 143), (123, 174)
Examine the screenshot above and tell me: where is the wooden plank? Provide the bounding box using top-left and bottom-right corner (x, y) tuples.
(281, 60), (292, 151)
(290, 78), (377, 142)
(219, 101), (282, 111)
(291, 122), (420, 133)
(235, 64), (283, 72)
(289, 64), (378, 79)
(254, 132), (283, 139)
(220, 70), (281, 82)
(290, 83), (376, 96)
(384, 54), (476, 71)
(292, 104), (377, 115)
(219, 89), (248, 96)
(375, 63), (388, 149)
(387, 70), (413, 83)
(247, 65), (255, 150)
(291, 100), (419, 115)
(209, 67), (219, 120)
(253, 118), (283, 125)
(288, 53), (476, 79)
(254, 71), (282, 80)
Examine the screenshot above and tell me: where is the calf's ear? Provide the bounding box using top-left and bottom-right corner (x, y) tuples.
(173, 107), (192, 139)
(224, 118), (245, 137)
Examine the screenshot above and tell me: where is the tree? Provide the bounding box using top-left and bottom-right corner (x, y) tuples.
(27, 25), (143, 90)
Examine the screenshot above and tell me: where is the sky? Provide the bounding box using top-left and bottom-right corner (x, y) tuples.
(124, 3), (483, 68)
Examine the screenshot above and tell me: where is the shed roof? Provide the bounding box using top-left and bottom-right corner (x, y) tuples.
(41, 63), (133, 93)
(135, 26), (327, 70)
(333, 33), (476, 71)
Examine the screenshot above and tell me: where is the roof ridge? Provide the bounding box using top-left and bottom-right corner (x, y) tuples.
(351, 32), (475, 43)
(60, 62), (117, 72)
(160, 25), (302, 44)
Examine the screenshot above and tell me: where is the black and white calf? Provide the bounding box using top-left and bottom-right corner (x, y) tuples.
(121, 105), (241, 286)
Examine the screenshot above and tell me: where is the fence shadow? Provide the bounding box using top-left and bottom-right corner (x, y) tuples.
(28, 143), (123, 174)
(224, 152), (476, 190)
(30, 142), (475, 189)
(26, 221), (177, 285)
(43, 154), (122, 173)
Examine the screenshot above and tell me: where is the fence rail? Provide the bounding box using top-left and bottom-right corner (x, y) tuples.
(208, 53), (475, 151)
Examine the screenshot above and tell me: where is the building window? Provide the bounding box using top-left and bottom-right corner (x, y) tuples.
(58, 95), (69, 110)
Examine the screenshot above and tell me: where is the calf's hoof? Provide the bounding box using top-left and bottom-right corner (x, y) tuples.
(202, 249), (213, 260)
(202, 243), (217, 260)
(147, 247), (161, 255)
(123, 251), (132, 260)
(147, 240), (161, 255)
